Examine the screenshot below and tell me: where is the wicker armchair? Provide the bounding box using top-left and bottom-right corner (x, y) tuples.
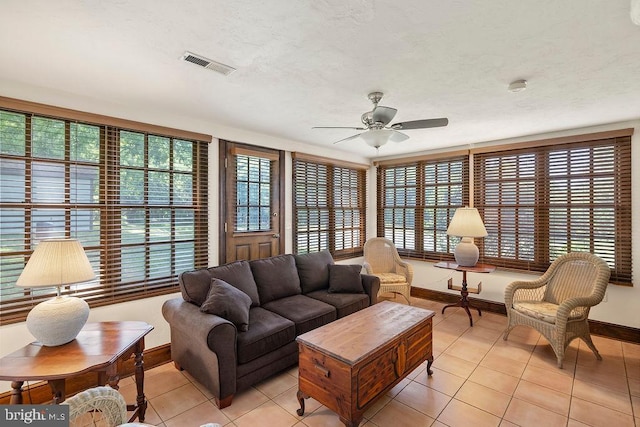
(363, 237), (413, 304)
(503, 252), (610, 368)
(63, 386), (128, 426)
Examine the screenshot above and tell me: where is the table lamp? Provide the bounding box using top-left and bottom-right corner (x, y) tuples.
(16, 238), (95, 346)
(446, 207), (488, 267)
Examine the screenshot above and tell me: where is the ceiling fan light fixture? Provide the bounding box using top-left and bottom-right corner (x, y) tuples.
(508, 79), (528, 93)
(360, 129), (394, 149)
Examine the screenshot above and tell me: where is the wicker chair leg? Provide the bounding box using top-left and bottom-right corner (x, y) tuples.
(502, 322), (516, 341)
(581, 334), (603, 361)
(551, 341), (566, 369)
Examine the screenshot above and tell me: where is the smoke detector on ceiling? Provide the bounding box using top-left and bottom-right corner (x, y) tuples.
(181, 51), (236, 76)
(508, 79), (527, 93)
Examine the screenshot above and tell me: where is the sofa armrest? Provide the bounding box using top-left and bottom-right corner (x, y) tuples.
(162, 298), (238, 402)
(361, 274), (380, 305)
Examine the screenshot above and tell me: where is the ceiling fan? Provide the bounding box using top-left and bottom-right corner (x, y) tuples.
(313, 92), (448, 149)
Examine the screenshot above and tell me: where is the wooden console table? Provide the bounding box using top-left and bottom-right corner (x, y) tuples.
(296, 301), (434, 427)
(435, 261), (495, 326)
(0, 321), (153, 423)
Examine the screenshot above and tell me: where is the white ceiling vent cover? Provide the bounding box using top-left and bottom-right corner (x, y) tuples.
(181, 51), (236, 76)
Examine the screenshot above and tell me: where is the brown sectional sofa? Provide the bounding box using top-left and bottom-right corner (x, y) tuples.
(161, 250), (380, 408)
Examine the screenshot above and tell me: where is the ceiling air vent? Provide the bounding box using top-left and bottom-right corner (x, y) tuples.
(181, 51), (236, 76)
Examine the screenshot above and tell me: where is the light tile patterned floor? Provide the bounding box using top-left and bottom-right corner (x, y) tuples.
(110, 297), (640, 427)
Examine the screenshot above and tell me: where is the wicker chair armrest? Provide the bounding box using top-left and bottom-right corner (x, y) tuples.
(555, 296), (601, 323)
(505, 279), (548, 308)
(63, 386), (127, 425)
(362, 261), (373, 275)
(396, 261), (413, 285)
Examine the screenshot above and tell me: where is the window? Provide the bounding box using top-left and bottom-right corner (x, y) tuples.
(376, 154), (469, 260)
(235, 154), (272, 232)
(474, 132), (632, 283)
(293, 153), (366, 258)
(0, 101), (209, 325)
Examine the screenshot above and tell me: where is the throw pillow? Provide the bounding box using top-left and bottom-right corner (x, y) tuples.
(200, 278), (252, 331)
(208, 260), (261, 307)
(328, 264), (364, 294)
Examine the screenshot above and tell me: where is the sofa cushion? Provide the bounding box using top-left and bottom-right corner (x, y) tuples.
(328, 264), (365, 294)
(305, 290), (370, 319)
(250, 255), (301, 304)
(200, 278), (252, 332)
(179, 269), (212, 306)
(208, 261), (260, 307)
(294, 250), (334, 294)
(262, 294), (336, 335)
(236, 307), (296, 364)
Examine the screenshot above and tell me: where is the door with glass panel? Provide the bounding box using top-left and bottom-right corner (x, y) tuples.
(221, 141), (284, 263)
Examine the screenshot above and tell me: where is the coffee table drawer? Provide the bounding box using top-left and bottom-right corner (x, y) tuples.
(298, 344), (351, 415)
(356, 343), (399, 408)
(406, 320), (432, 368)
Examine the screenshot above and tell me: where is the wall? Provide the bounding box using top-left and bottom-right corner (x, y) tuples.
(0, 83), (638, 394)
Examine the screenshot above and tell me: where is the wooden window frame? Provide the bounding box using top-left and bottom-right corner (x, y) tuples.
(375, 154), (470, 261)
(292, 153), (367, 259)
(0, 99), (210, 325)
(473, 131), (632, 284)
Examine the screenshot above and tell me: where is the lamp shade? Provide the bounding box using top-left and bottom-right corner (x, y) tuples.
(17, 239), (95, 288)
(16, 239), (95, 346)
(446, 207), (488, 238)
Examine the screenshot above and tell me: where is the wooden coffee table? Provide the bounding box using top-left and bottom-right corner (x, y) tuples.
(296, 301), (434, 427)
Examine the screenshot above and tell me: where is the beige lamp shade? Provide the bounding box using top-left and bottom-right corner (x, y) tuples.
(447, 207), (488, 267)
(17, 238), (95, 288)
(446, 207), (488, 238)
(16, 239), (95, 346)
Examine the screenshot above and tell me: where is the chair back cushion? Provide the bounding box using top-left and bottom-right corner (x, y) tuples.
(179, 268), (213, 307)
(250, 254), (301, 304)
(544, 258), (603, 304)
(294, 250), (334, 293)
(364, 238), (398, 274)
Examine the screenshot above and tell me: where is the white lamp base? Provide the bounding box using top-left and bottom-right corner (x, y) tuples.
(454, 237), (480, 267)
(26, 296), (90, 346)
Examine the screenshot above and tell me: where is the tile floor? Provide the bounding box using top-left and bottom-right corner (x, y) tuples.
(112, 297), (639, 427)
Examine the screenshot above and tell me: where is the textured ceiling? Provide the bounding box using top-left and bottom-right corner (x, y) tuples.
(1, 0), (640, 158)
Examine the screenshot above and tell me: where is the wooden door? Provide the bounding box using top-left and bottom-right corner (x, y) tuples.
(220, 141), (285, 263)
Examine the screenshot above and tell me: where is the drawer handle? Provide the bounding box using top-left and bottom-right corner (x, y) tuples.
(314, 364), (330, 378)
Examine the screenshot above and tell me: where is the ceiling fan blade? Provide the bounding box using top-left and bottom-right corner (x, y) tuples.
(333, 133), (364, 144)
(313, 126), (366, 130)
(371, 106), (397, 126)
(390, 131), (409, 143)
(390, 118), (449, 130)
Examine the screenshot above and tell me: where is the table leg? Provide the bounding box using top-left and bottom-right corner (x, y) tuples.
(426, 356), (434, 376)
(441, 271), (481, 326)
(296, 390), (307, 416)
(133, 340), (147, 422)
(48, 379), (65, 403)
(10, 381), (24, 404)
